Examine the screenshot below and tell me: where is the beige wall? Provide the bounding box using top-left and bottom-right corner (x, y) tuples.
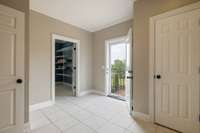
(0, 0), (30, 123)
(93, 20), (132, 92)
(133, 0), (199, 114)
(0, 0), (28, 13)
(30, 11), (93, 105)
(30, 11), (132, 105)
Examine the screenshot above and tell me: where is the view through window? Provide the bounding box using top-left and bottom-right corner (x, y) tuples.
(110, 42), (126, 98)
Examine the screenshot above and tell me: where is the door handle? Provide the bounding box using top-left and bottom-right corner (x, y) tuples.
(127, 70), (133, 73)
(127, 76), (133, 79)
(154, 75), (161, 79)
(16, 79), (23, 84)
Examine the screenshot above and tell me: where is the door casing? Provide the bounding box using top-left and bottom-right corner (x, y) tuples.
(51, 34), (80, 102)
(105, 35), (133, 109)
(149, 1), (200, 123)
(105, 36), (126, 98)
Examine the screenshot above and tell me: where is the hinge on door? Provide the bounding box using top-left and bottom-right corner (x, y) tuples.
(199, 18), (200, 26)
(199, 115), (200, 122)
(199, 66), (200, 74)
(132, 106), (134, 111)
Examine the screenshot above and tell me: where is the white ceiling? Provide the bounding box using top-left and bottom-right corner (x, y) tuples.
(30, 0), (133, 32)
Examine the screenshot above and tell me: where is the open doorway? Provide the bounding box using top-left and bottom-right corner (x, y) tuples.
(108, 39), (127, 100)
(52, 34), (80, 101)
(55, 40), (74, 96)
(105, 29), (133, 112)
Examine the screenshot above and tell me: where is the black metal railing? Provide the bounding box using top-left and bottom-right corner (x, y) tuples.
(111, 71), (125, 96)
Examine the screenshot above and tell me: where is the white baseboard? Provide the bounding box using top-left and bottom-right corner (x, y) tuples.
(24, 122), (30, 129)
(24, 122), (30, 132)
(91, 90), (106, 96)
(132, 111), (152, 122)
(78, 89), (106, 96)
(30, 100), (54, 112)
(78, 90), (91, 96)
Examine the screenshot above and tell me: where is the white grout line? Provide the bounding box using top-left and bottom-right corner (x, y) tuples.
(29, 95), (130, 133)
(39, 110), (63, 133)
(53, 101), (98, 132)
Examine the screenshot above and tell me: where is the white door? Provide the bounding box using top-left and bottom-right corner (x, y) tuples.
(155, 8), (200, 133)
(125, 28), (133, 113)
(0, 4), (25, 133)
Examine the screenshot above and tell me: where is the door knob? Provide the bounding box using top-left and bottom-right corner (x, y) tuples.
(16, 79), (23, 84)
(156, 75), (161, 79)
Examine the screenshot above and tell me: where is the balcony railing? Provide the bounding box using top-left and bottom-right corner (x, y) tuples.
(111, 71), (125, 97)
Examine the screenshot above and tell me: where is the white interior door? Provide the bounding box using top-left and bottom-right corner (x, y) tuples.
(125, 28), (133, 113)
(155, 8), (200, 133)
(0, 4), (25, 133)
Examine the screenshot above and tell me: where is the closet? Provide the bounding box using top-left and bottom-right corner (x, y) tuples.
(55, 39), (75, 96)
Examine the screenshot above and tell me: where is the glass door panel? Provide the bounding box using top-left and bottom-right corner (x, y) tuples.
(109, 42), (126, 99)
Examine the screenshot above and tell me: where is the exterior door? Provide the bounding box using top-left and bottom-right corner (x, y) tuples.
(106, 38), (127, 100)
(155, 8), (200, 132)
(0, 4), (25, 133)
(125, 28), (133, 113)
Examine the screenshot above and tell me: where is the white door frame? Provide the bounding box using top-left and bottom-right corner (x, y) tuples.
(149, 1), (200, 122)
(105, 36), (127, 97)
(52, 34), (80, 102)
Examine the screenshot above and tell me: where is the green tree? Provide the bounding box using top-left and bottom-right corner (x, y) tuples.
(112, 59), (126, 73)
(111, 59), (126, 92)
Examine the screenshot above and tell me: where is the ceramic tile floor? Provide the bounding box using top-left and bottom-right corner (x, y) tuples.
(26, 94), (177, 133)
(55, 83), (73, 97)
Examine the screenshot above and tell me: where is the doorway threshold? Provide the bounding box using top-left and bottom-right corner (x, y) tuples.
(107, 95), (125, 101)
